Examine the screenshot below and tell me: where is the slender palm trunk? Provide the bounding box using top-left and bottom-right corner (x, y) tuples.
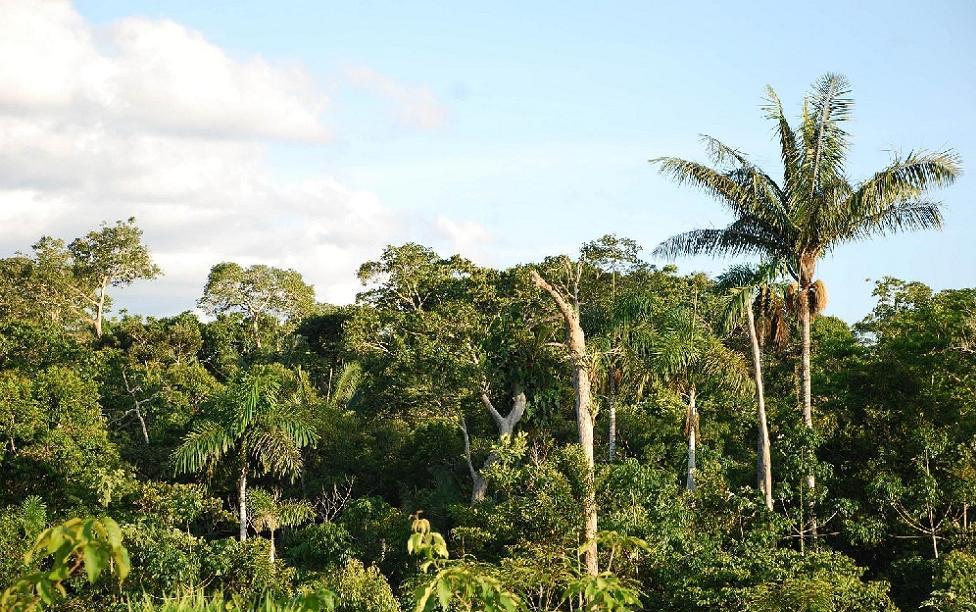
(238, 463), (248, 542)
(686, 386), (697, 492)
(799, 284), (817, 543)
(270, 528), (276, 563)
(800, 293), (813, 429)
(746, 307), (773, 510)
(608, 396), (617, 462)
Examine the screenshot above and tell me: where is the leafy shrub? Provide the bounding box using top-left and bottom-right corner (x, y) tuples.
(924, 550), (976, 610)
(281, 522), (354, 572)
(319, 559), (398, 612)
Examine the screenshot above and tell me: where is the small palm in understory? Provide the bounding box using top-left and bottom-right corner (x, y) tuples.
(173, 365), (318, 541)
(638, 304), (750, 491)
(247, 488), (315, 563)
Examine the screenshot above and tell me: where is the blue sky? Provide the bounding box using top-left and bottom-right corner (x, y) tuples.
(6, 1), (974, 321)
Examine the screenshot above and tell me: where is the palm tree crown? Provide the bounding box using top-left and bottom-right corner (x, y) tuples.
(653, 73), (960, 287)
(173, 365), (318, 541)
(173, 366), (318, 480)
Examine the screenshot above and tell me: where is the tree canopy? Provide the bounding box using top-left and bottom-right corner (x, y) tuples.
(0, 75), (971, 611)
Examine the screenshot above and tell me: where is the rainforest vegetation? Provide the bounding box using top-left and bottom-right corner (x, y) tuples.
(0, 75), (972, 611)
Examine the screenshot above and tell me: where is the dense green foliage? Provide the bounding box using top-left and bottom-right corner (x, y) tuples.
(0, 75), (970, 611)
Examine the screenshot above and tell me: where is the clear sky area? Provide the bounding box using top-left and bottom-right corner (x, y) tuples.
(3, 1), (973, 321)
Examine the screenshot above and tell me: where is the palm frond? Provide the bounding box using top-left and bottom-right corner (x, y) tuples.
(651, 157), (752, 214)
(844, 150), (961, 227)
(277, 500), (315, 527)
(801, 73), (853, 198)
(848, 200), (945, 241)
(762, 86), (802, 202)
(653, 217), (786, 260)
(700, 135), (752, 169)
(717, 283), (754, 335)
(235, 372), (281, 429)
(248, 427), (305, 480)
(329, 362), (362, 410)
(172, 419), (235, 474)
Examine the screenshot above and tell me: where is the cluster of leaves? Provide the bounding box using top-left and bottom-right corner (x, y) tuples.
(1, 517), (130, 610)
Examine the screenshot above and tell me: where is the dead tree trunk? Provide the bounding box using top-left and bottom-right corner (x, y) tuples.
(93, 276), (109, 338)
(460, 389), (527, 503)
(531, 269), (598, 577)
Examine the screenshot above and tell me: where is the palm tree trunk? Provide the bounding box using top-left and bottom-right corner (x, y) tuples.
(238, 464), (248, 542)
(608, 396), (617, 462)
(799, 286), (818, 543)
(746, 307), (773, 511)
(270, 528), (276, 563)
(800, 293), (813, 429)
(686, 386), (697, 492)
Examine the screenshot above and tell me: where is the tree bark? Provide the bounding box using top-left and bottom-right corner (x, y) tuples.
(608, 396), (617, 462)
(799, 291), (813, 429)
(460, 415), (489, 503)
(531, 269), (598, 577)
(798, 279), (818, 543)
(462, 390), (527, 503)
(746, 307), (773, 511)
(686, 386), (697, 492)
(270, 528), (276, 563)
(135, 409), (149, 444)
(252, 317), (262, 350)
(94, 276), (108, 338)
(238, 463), (248, 542)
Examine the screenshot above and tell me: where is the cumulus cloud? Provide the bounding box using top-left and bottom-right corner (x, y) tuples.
(0, 0), (469, 315)
(343, 65), (449, 130)
(0, 0), (329, 141)
(434, 216), (493, 262)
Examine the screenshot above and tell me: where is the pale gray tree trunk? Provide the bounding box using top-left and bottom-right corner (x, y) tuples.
(746, 307), (773, 510)
(461, 390), (527, 503)
(686, 386), (697, 492)
(135, 409), (149, 444)
(799, 287), (818, 542)
(608, 396), (617, 462)
(531, 270), (598, 577)
(93, 276), (108, 338)
(121, 370), (151, 444)
(238, 465), (248, 542)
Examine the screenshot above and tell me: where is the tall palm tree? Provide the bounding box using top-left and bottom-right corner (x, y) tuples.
(652, 73), (960, 525)
(173, 366), (318, 541)
(717, 261), (790, 511)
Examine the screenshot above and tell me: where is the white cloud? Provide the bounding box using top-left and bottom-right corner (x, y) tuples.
(343, 65), (448, 130)
(0, 0), (329, 142)
(0, 0), (464, 315)
(434, 216), (493, 262)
